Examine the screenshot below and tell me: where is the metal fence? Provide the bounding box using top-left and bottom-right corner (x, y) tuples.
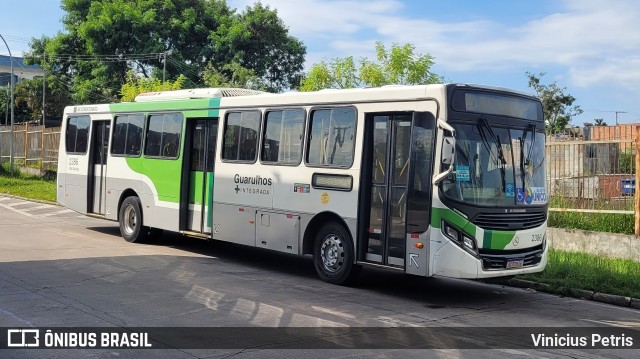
(546, 126), (636, 215)
(0, 124), (60, 170)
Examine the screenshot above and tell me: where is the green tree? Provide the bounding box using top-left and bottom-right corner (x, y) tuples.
(620, 149), (634, 174)
(526, 72), (583, 134)
(120, 71), (186, 102)
(299, 42), (441, 91)
(23, 0), (306, 105)
(214, 3), (306, 91)
(202, 61), (264, 90)
(594, 118), (608, 126)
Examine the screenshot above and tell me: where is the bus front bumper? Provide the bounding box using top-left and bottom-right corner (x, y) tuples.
(432, 241), (549, 279)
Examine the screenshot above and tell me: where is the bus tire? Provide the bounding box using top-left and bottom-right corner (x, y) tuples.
(313, 221), (361, 285)
(119, 196), (148, 243)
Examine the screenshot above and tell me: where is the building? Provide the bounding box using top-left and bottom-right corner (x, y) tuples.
(0, 55), (43, 87)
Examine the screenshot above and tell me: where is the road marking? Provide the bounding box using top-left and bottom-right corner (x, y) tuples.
(40, 209), (74, 217)
(5, 201), (31, 207)
(0, 197), (12, 202)
(21, 205), (56, 212)
(0, 202), (36, 218)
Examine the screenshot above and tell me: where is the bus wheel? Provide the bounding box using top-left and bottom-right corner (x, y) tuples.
(119, 196), (148, 243)
(313, 222), (360, 285)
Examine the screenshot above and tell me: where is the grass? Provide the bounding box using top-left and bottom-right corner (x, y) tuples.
(549, 196), (634, 235)
(517, 249), (640, 299)
(549, 212), (633, 235)
(0, 163), (56, 202)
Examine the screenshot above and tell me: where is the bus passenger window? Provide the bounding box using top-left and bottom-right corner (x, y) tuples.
(65, 116), (91, 154)
(144, 113), (183, 159)
(262, 109), (304, 165)
(307, 107), (356, 167)
(112, 114), (144, 157)
(222, 111), (260, 162)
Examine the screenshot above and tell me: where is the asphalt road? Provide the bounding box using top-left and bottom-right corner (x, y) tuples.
(0, 195), (639, 358)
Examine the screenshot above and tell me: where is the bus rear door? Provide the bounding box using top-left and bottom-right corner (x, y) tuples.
(183, 118), (218, 234)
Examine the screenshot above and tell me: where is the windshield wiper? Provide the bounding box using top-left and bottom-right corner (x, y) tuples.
(478, 117), (507, 195)
(520, 123), (537, 190)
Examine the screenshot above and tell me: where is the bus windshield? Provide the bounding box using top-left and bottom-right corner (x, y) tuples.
(441, 122), (547, 207)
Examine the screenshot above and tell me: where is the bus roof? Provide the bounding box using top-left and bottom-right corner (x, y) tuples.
(134, 88), (267, 102)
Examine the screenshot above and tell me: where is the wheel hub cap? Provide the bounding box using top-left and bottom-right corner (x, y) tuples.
(320, 235), (344, 273)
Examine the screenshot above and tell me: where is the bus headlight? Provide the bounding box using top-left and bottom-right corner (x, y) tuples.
(443, 222), (460, 243)
(463, 236), (476, 252)
(442, 221), (478, 256)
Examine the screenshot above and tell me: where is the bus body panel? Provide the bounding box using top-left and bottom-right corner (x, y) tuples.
(56, 84), (548, 281)
(57, 107), (111, 214)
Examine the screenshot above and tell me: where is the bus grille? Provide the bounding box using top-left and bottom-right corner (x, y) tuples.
(478, 245), (544, 270)
(473, 212), (546, 230)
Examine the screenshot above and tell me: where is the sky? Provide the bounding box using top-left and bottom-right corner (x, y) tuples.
(2, 0), (640, 126)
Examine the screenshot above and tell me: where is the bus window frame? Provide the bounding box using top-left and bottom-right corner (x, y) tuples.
(304, 105), (358, 169)
(220, 109), (263, 164)
(143, 111), (183, 160)
(65, 115), (91, 155)
(259, 107), (307, 167)
(110, 112), (145, 158)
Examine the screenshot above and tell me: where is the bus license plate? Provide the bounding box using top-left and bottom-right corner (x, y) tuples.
(506, 259), (524, 269)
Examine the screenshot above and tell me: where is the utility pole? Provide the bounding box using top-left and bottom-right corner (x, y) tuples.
(163, 51), (167, 83)
(4, 85), (7, 125)
(615, 110), (627, 126)
(42, 52), (46, 126)
(0, 33), (15, 175)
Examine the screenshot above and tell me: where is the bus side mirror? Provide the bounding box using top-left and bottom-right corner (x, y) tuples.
(441, 135), (455, 165)
(433, 119), (456, 185)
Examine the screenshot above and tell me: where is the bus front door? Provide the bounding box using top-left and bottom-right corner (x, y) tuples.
(185, 119), (218, 234)
(89, 120), (110, 215)
(361, 112), (435, 271)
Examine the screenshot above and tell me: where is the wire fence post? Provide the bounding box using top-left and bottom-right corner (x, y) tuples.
(635, 126), (640, 237)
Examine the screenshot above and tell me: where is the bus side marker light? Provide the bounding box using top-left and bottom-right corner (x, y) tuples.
(249, 220), (255, 224)
(415, 242), (424, 249)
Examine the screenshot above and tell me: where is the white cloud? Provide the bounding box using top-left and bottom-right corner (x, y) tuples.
(229, 0), (640, 89)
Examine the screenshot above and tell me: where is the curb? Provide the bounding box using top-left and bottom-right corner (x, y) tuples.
(507, 279), (640, 310)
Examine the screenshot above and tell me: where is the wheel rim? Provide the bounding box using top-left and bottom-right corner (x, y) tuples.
(320, 234), (345, 273)
(122, 204), (137, 236)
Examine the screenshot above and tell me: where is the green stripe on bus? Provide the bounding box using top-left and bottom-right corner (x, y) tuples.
(207, 171), (214, 227)
(482, 230), (516, 250)
(432, 208), (516, 249)
(110, 99), (221, 202)
(431, 207), (477, 237)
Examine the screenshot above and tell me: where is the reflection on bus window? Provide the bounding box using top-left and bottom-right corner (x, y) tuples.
(112, 114), (144, 157)
(307, 107), (356, 167)
(65, 116), (90, 154)
(222, 111), (260, 162)
(261, 109), (305, 165)
(144, 113), (183, 159)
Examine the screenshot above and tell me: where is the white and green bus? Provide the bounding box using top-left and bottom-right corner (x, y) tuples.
(57, 84), (548, 284)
